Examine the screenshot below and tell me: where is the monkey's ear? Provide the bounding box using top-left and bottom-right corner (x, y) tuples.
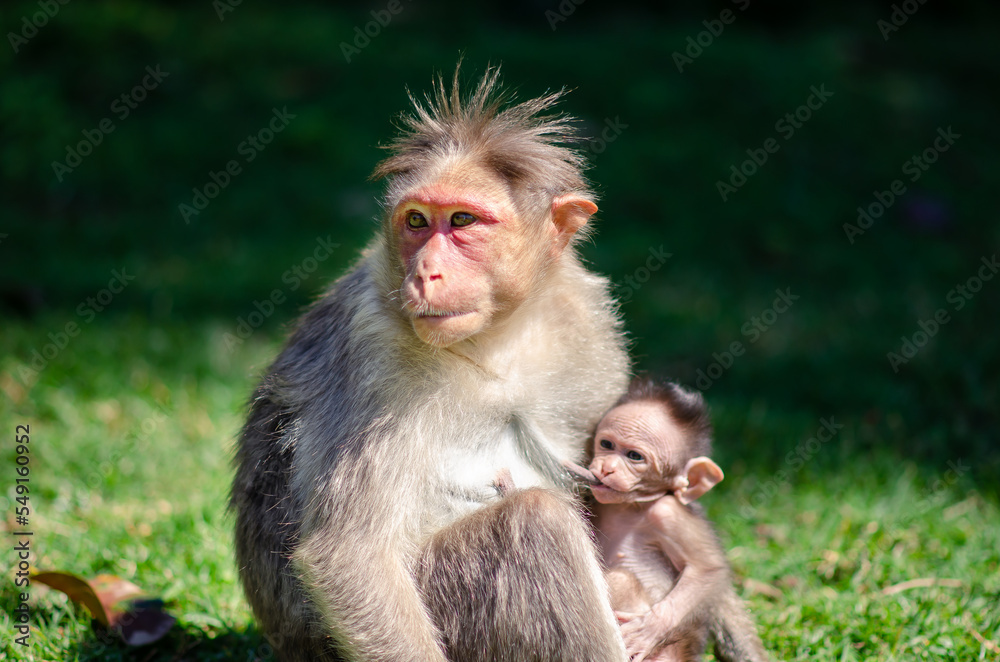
(675, 457), (724, 505)
(550, 195), (598, 254)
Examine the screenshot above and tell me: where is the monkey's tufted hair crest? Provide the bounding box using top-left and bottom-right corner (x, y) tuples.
(372, 65), (594, 211)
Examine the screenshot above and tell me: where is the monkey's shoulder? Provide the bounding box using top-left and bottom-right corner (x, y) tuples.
(641, 497), (729, 573)
(646, 495), (705, 526)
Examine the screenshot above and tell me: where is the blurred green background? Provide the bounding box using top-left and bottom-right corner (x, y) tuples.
(2, 1), (999, 660)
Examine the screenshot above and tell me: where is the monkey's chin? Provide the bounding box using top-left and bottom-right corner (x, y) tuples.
(591, 484), (630, 504)
(411, 312), (483, 347)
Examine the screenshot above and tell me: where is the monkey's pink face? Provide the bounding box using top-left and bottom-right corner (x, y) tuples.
(588, 402), (682, 504)
(391, 180), (537, 347)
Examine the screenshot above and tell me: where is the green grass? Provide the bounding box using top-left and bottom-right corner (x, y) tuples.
(2, 1), (999, 659)
(2, 316), (998, 661)
(1, 317), (274, 660)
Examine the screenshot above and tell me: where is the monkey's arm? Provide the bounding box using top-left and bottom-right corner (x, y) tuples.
(295, 498), (448, 662)
(647, 497), (771, 661)
(618, 495), (729, 659)
(650, 495), (729, 629)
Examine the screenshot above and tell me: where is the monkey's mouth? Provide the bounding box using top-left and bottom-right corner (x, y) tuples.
(406, 302), (474, 319)
(418, 311), (470, 318)
(590, 482), (631, 504)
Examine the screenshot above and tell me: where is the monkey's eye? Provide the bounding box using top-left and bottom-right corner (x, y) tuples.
(599, 439), (614, 450)
(626, 450), (644, 462)
(451, 212), (476, 227)
(406, 211), (428, 229)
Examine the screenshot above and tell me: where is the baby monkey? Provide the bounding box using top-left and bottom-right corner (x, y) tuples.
(588, 377), (769, 662)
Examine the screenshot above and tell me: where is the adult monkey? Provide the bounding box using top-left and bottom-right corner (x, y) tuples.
(231, 67), (631, 662)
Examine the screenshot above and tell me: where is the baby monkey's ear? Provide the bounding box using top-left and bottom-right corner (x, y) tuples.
(675, 457), (724, 505)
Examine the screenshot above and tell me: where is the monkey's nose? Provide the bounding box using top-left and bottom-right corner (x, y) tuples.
(416, 270), (443, 283)
(410, 269), (442, 299)
(592, 465), (613, 481)
(414, 262), (443, 292)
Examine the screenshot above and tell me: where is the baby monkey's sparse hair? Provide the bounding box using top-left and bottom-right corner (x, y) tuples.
(615, 375), (713, 459)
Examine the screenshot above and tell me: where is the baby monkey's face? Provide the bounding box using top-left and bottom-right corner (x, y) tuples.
(588, 401), (687, 505)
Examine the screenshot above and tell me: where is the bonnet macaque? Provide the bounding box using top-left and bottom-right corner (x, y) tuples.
(232, 67), (632, 662)
(588, 377), (770, 662)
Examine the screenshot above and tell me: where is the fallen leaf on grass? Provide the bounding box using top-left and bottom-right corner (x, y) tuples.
(33, 571), (176, 646)
(32, 572), (110, 626)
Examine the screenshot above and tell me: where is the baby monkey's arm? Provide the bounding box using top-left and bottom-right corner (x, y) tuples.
(637, 494), (730, 641)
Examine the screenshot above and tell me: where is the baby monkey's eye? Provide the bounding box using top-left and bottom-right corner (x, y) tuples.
(451, 212), (476, 227)
(599, 439), (614, 450)
(626, 450), (644, 462)
(406, 211), (428, 228)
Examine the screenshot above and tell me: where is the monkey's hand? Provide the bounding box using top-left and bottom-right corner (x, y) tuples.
(619, 611), (666, 662)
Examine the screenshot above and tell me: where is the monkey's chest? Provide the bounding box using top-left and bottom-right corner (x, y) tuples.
(598, 518), (678, 607)
(436, 423), (551, 513)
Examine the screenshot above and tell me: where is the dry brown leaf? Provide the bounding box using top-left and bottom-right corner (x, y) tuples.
(33, 571), (175, 646)
(33, 571), (110, 626)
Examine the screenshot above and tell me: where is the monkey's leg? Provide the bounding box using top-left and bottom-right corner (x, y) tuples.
(645, 647), (687, 662)
(417, 488), (627, 662)
(710, 589), (770, 662)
